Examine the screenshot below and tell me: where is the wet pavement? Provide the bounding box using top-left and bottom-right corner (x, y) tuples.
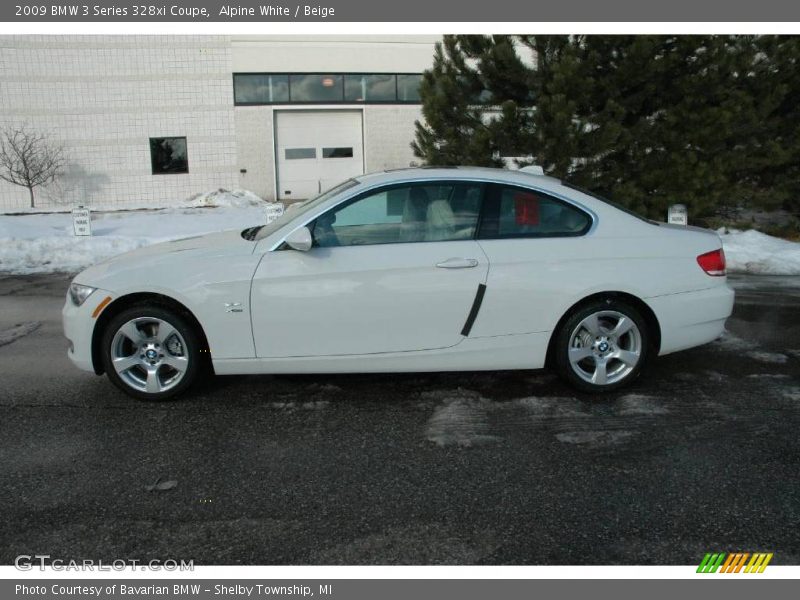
(0, 273), (798, 565)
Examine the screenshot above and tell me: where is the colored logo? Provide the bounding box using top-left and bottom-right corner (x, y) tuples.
(697, 552), (773, 573)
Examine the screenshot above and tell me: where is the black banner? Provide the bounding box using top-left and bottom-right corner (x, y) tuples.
(3, 0), (800, 22)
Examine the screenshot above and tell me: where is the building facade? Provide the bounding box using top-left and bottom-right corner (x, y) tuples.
(0, 35), (439, 212)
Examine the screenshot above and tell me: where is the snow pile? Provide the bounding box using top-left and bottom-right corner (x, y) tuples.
(0, 205), (266, 274)
(2, 188), (272, 214)
(718, 228), (800, 275)
(185, 188), (268, 209)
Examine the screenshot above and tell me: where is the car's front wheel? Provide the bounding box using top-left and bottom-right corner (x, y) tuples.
(100, 305), (202, 400)
(554, 299), (649, 393)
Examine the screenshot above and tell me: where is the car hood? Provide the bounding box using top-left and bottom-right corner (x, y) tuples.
(75, 229), (256, 285)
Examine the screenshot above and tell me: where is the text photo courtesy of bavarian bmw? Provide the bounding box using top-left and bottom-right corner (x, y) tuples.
(63, 167), (734, 400)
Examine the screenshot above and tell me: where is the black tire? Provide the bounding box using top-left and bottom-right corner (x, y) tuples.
(100, 304), (203, 401)
(553, 298), (650, 394)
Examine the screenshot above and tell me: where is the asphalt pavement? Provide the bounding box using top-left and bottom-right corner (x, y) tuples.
(0, 272), (798, 565)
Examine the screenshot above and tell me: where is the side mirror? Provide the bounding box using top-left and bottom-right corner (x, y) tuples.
(284, 226), (313, 252)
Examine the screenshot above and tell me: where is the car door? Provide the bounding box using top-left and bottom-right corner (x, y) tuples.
(470, 183), (595, 338)
(250, 181), (489, 358)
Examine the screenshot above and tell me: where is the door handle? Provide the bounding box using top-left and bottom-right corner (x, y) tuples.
(436, 258), (479, 269)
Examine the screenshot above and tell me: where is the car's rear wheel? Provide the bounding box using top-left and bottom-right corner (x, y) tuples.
(101, 305), (201, 400)
(554, 299), (649, 393)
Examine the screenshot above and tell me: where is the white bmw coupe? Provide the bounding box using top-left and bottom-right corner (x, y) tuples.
(63, 167), (734, 400)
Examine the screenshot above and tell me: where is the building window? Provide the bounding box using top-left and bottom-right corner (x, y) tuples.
(397, 74), (423, 102)
(149, 137), (188, 175)
(289, 74), (344, 102)
(322, 147), (354, 158)
(344, 74), (396, 102)
(233, 73), (424, 105)
(285, 148), (316, 160)
(233, 74), (289, 103)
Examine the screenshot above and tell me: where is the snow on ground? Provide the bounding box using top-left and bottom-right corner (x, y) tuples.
(0, 203), (268, 275)
(2, 188), (269, 214)
(2, 192), (800, 275)
(718, 228), (800, 275)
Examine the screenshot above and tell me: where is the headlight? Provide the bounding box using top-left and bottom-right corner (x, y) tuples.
(69, 283), (96, 306)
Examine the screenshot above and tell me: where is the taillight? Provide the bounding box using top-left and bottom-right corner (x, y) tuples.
(697, 249), (726, 276)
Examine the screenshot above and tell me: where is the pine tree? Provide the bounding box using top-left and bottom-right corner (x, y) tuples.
(413, 34), (800, 221)
(411, 36), (496, 166)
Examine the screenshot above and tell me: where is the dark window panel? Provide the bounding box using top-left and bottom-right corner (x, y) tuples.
(285, 148), (317, 160)
(322, 147), (354, 158)
(344, 74), (397, 102)
(289, 74), (344, 102)
(396, 74), (423, 102)
(149, 137), (188, 175)
(232, 73), (424, 105)
(234, 74), (289, 103)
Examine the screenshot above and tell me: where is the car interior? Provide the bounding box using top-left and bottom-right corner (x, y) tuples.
(309, 183), (590, 248)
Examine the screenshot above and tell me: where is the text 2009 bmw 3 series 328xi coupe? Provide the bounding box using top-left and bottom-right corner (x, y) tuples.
(63, 167), (734, 400)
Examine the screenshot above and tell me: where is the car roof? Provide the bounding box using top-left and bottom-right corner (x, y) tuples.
(355, 166), (564, 191)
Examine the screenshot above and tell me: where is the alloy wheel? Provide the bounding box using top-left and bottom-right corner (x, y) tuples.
(567, 310), (643, 386)
(110, 317), (189, 394)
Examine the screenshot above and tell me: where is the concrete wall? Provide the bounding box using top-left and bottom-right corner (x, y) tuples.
(363, 105), (422, 173)
(0, 35), (438, 210)
(231, 35), (440, 73)
(0, 35), (239, 211)
(229, 35), (435, 201)
(233, 104), (423, 202)
(233, 106), (276, 201)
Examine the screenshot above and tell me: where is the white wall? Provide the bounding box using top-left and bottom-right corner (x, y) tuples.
(234, 106), (276, 201)
(232, 35), (440, 73)
(0, 35), (437, 211)
(230, 35), (436, 200)
(234, 104), (424, 202)
(0, 35), (239, 211)
(363, 105), (423, 172)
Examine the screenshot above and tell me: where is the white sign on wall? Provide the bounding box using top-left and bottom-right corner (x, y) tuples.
(667, 204), (688, 226)
(266, 202), (285, 224)
(72, 206), (92, 236)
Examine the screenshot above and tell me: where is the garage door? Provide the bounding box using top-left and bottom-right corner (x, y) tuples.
(275, 110), (364, 201)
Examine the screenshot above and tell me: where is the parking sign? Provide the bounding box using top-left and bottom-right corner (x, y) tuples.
(667, 204), (688, 226)
(266, 202), (285, 224)
(72, 207), (92, 236)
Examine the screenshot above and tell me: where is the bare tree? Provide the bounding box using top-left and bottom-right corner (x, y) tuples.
(0, 124), (65, 208)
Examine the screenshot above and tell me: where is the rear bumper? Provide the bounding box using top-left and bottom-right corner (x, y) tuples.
(646, 283), (735, 356)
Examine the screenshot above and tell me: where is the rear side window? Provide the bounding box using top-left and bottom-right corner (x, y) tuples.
(478, 185), (592, 239)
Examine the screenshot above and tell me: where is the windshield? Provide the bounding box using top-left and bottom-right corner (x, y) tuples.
(252, 179), (360, 241)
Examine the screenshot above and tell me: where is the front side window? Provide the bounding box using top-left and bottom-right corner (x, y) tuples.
(479, 185), (591, 238)
(312, 182), (483, 247)
(149, 137), (188, 175)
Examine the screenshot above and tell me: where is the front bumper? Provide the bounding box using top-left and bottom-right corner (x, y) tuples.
(62, 288), (115, 373)
(647, 283), (735, 356)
